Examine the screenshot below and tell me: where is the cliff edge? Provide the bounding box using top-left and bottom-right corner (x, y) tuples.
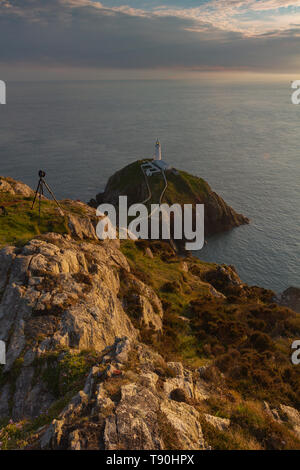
(0, 176), (299, 451)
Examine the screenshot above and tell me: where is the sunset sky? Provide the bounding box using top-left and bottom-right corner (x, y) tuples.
(1, 0), (300, 79)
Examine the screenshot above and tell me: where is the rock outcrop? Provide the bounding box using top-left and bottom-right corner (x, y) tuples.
(204, 414), (230, 432)
(89, 160), (249, 245)
(119, 272), (163, 332)
(278, 287), (300, 313)
(38, 338), (207, 450)
(0, 176), (34, 198)
(0, 234), (161, 422)
(0, 234), (135, 369)
(263, 401), (300, 439)
(0, 175), (300, 451)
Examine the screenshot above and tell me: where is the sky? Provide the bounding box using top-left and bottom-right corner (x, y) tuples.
(1, 0), (300, 79)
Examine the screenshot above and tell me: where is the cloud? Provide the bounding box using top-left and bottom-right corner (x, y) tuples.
(0, 0), (300, 75)
(150, 0), (300, 36)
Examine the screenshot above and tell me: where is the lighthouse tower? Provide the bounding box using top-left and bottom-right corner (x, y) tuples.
(154, 139), (162, 161)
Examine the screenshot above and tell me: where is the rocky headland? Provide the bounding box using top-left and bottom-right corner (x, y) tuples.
(90, 160), (249, 243)
(0, 175), (299, 451)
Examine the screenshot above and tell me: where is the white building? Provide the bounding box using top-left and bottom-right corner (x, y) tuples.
(154, 139), (162, 161)
(141, 140), (172, 176)
(153, 139), (171, 171)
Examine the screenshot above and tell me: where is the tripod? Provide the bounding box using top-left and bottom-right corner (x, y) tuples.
(31, 170), (64, 220)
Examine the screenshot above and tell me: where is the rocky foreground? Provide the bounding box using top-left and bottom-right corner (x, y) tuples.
(0, 176), (299, 450)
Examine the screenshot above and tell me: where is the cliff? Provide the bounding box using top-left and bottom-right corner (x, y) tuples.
(90, 160), (249, 240)
(0, 176), (300, 451)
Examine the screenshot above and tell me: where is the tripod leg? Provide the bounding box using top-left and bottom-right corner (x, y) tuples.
(38, 183), (43, 220)
(31, 179), (42, 210)
(43, 181), (64, 216)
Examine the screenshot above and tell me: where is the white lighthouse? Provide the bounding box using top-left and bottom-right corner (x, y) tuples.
(155, 139), (162, 161)
(141, 140), (172, 175)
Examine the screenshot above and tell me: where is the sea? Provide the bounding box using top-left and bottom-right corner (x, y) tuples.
(0, 79), (299, 293)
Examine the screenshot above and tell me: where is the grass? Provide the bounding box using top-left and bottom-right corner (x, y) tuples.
(32, 349), (102, 399)
(1, 175), (300, 450)
(0, 193), (69, 247)
(120, 239), (216, 365)
(0, 393), (73, 450)
(0, 190), (98, 247)
(107, 160), (148, 193)
(164, 169), (210, 204)
(120, 239), (214, 299)
(120, 238), (300, 408)
(199, 397), (300, 450)
(0, 348), (103, 450)
(190, 298), (300, 407)
(104, 160), (211, 208)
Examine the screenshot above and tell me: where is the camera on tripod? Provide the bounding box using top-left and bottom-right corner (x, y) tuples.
(32, 170), (64, 220)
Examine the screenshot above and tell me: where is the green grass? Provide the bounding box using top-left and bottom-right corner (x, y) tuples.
(120, 239), (213, 306)
(0, 194), (69, 247)
(120, 239), (217, 365)
(199, 397), (300, 450)
(164, 169), (210, 204)
(0, 393), (73, 450)
(32, 349), (102, 399)
(0, 348), (106, 449)
(120, 238), (300, 406)
(105, 160), (211, 206)
(0, 192), (95, 247)
(108, 159), (149, 193)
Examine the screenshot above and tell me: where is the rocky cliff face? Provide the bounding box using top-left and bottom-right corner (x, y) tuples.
(0, 231), (168, 422)
(0, 177), (300, 451)
(29, 336), (300, 450)
(39, 337), (208, 450)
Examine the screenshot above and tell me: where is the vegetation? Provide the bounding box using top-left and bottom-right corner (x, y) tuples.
(104, 159), (211, 207)
(32, 349), (102, 398)
(120, 238), (300, 409)
(0, 190), (93, 247)
(0, 348), (104, 450)
(1, 176), (299, 450)
(198, 397), (300, 450)
(0, 193), (69, 247)
(120, 239), (216, 366)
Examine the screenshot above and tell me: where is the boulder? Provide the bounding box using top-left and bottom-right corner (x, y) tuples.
(160, 399), (205, 450)
(0, 176), (34, 197)
(279, 287), (300, 313)
(204, 414), (230, 431)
